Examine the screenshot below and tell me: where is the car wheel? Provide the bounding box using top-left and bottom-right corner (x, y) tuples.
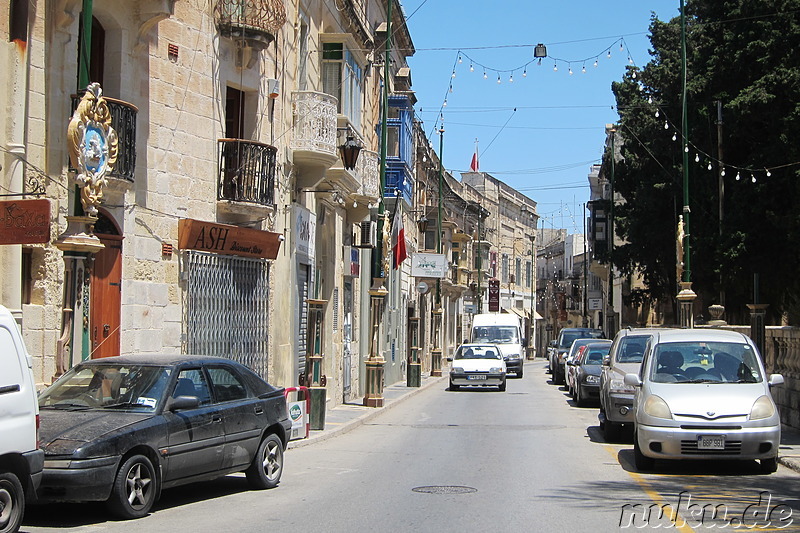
(516, 368), (523, 379)
(633, 430), (655, 471)
(499, 379), (506, 392)
(106, 454), (157, 519)
(246, 434), (284, 490)
(576, 385), (586, 407)
(449, 379), (460, 391)
(603, 419), (620, 442)
(759, 457), (778, 474)
(0, 471), (24, 533)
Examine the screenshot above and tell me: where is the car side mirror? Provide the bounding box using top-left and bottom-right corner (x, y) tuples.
(623, 373), (642, 387)
(602, 355), (611, 366)
(446, 357), (453, 362)
(768, 374), (785, 387)
(549, 340), (557, 347)
(168, 395), (200, 411)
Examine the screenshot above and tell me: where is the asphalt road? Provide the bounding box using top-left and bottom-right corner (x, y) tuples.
(22, 361), (800, 532)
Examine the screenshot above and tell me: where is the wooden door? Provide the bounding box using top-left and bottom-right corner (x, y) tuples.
(90, 233), (122, 358)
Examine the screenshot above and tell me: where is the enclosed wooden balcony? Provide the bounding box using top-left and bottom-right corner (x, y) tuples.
(217, 138), (276, 206)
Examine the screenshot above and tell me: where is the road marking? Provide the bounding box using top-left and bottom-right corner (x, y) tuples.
(605, 445), (696, 532)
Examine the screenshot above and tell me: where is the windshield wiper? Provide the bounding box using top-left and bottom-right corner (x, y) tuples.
(42, 403), (93, 410)
(680, 378), (719, 384)
(102, 401), (144, 409)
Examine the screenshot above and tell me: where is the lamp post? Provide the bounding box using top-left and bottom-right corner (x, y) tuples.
(605, 124), (617, 337)
(363, 0), (392, 407)
(677, 0), (696, 328)
(431, 124), (444, 378)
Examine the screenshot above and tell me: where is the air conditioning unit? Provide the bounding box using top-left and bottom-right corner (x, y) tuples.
(357, 221), (377, 248)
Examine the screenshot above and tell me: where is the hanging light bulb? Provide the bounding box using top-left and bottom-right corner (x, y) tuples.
(721, 168), (726, 177)
(664, 122), (669, 130)
(458, 54), (462, 64)
(451, 70), (456, 78)
(638, 84), (643, 91)
(672, 133), (677, 141)
(553, 63), (558, 72)
(766, 169), (772, 177)
(510, 73), (514, 82)
(684, 145), (689, 153)
(655, 109), (660, 118)
(695, 153), (700, 163)
(736, 172), (741, 181)
(443, 99), (447, 107)
(594, 58), (598, 67)
(497, 74), (501, 84)
(648, 96), (653, 104)
(707, 162), (712, 170)
(632, 70), (637, 78)
(620, 42), (624, 52)
(568, 66), (573, 75)
(483, 70), (487, 79)
(629, 56), (634, 65)
(607, 49), (612, 59)
(449, 84), (453, 93)
(581, 64), (586, 74)
(353, 200), (358, 208)
(470, 63), (474, 72)
(522, 68), (527, 77)
(751, 174), (757, 183)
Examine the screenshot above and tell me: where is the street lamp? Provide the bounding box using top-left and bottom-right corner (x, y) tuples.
(338, 135), (362, 170)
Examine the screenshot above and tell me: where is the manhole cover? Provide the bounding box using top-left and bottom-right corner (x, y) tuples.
(412, 486), (477, 495)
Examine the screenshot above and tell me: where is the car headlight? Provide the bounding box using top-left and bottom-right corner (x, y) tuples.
(608, 379), (635, 394)
(585, 375), (600, 384)
(490, 367), (504, 374)
(451, 367), (464, 374)
(749, 395), (776, 420)
(643, 395), (672, 419)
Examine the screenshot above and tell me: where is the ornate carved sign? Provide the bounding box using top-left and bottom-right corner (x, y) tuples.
(0, 199), (51, 244)
(178, 219), (282, 260)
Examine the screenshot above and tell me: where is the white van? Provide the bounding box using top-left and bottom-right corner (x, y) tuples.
(470, 313), (526, 378)
(0, 305), (44, 533)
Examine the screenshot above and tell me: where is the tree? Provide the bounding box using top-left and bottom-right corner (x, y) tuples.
(607, 1), (800, 324)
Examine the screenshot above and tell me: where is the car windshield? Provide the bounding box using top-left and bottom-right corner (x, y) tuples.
(560, 330), (602, 349)
(582, 346), (610, 365)
(617, 336), (649, 363)
(472, 326), (518, 344)
(649, 342), (763, 384)
(455, 346), (501, 360)
(39, 364), (172, 412)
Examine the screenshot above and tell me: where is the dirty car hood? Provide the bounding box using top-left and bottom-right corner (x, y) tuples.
(39, 409), (152, 450)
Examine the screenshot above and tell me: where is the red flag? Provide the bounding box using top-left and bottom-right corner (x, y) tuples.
(392, 208), (407, 269)
(470, 150), (479, 171)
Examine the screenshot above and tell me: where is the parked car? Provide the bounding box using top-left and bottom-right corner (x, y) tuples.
(471, 314), (526, 378)
(624, 328), (784, 473)
(36, 354), (292, 519)
(565, 339), (612, 396)
(598, 328), (661, 441)
(448, 343), (507, 391)
(572, 342), (612, 407)
(550, 328), (604, 385)
(0, 305), (44, 533)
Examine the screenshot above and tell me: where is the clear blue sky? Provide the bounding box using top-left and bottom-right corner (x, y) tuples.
(403, 1), (681, 233)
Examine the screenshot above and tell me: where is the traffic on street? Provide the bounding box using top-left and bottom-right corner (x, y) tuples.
(19, 356), (800, 532)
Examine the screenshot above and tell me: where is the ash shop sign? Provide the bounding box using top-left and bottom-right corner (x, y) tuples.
(411, 253), (447, 278)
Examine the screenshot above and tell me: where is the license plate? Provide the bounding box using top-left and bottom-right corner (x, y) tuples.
(697, 435), (725, 450)
(467, 374), (487, 380)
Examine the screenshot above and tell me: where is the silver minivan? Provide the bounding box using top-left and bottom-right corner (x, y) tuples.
(624, 328), (783, 473)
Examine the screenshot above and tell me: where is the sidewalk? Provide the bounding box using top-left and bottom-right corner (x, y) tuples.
(286, 372), (800, 475)
(288, 373), (447, 449)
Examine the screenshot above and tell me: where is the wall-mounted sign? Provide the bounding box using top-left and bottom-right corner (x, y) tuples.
(178, 219), (282, 259)
(410, 252), (447, 278)
(488, 278), (500, 312)
(588, 298), (603, 311)
(293, 205), (316, 262)
(0, 199), (51, 245)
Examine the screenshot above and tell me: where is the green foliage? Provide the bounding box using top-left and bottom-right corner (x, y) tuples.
(607, 1), (800, 324)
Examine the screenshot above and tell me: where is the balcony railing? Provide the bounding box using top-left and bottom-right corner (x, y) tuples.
(217, 139), (276, 205)
(292, 91), (337, 157)
(214, 0), (287, 47)
(70, 95), (138, 182)
(356, 149), (379, 198)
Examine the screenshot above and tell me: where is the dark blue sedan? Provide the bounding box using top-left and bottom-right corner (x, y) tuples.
(37, 354), (291, 519)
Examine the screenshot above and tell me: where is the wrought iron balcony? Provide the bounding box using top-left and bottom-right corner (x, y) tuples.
(356, 149), (379, 199)
(70, 94), (138, 182)
(214, 0), (287, 48)
(291, 91), (338, 188)
(217, 138), (276, 205)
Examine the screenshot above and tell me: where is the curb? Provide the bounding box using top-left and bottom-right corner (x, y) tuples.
(288, 375), (447, 449)
(778, 456), (800, 473)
